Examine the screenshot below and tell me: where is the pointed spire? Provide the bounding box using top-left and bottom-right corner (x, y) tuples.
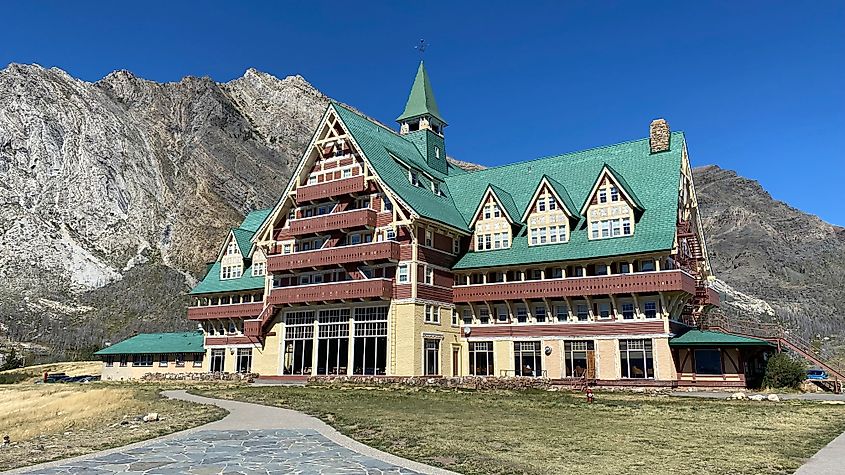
(396, 61), (446, 124)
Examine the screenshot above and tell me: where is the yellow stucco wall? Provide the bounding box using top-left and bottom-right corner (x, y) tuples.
(652, 337), (676, 380)
(101, 353), (205, 381)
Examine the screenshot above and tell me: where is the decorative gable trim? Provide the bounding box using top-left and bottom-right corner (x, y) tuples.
(579, 164), (644, 216)
(215, 230), (240, 262)
(520, 175), (578, 222)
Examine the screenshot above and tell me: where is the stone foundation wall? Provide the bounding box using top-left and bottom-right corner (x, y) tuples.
(141, 372), (257, 382)
(308, 375), (552, 390)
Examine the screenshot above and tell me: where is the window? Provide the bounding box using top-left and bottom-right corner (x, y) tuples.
(610, 186), (619, 202)
(424, 304), (439, 323)
(514, 341), (542, 377)
(576, 304), (589, 321)
(105, 355), (114, 367)
(342, 168), (352, 178)
(386, 229), (396, 240)
(538, 199), (546, 212)
(210, 349), (225, 372)
(453, 238), (460, 254)
(119, 355), (128, 367)
(236, 348), (253, 373)
(397, 264), (409, 283)
(469, 342), (494, 376)
(484, 205), (491, 220)
(622, 302), (635, 319)
(644, 301), (658, 318)
(452, 310), (459, 326)
(516, 306), (528, 323)
(221, 265), (242, 280)
(548, 196), (557, 210)
(564, 340), (594, 377)
(479, 308), (490, 324)
(620, 339), (654, 378)
(283, 243), (292, 254)
(534, 306), (546, 323)
(252, 262), (266, 277)
(193, 353), (204, 368)
(492, 203), (501, 218)
(555, 305), (569, 322)
(434, 145), (441, 159)
(424, 266), (434, 285)
(640, 260), (655, 272)
(598, 302), (611, 319)
(599, 189), (607, 203)
(133, 354), (153, 367)
(175, 353), (185, 368)
(694, 349), (723, 375)
(622, 218), (631, 235)
(425, 230), (433, 247)
(226, 241), (238, 255)
(462, 309), (473, 325)
(530, 228), (539, 245)
(432, 181), (441, 195)
(595, 264), (609, 275)
(424, 339), (440, 375)
(620, 262), (631, 274)
(410, 170), (421, 187)
(382, 195), (393, 212)
(497, 306), (509, 323)
(484, 234), (491, 249)
(308, 175), (317, 185)
(591, 218), (632, 239)
(159, 354), (168, 367)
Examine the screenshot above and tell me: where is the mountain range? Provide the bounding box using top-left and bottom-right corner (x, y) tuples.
(0, 64), (841, 360)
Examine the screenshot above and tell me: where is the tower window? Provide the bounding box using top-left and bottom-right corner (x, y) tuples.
(434, 146), (441, 160)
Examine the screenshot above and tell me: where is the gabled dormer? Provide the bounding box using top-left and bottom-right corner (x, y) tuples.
(217, 229), (248, 280)
(580, 164), (644, 240)
(521, 175), (578, 246)
(469, 185), (519, 251)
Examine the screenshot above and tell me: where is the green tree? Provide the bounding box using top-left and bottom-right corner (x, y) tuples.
(762, 353), (806, 389)
(0, 348), (24, 371)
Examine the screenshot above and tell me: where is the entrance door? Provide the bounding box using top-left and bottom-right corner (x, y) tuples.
(586, 350), (596, 379)
(452, 347), (460, 376)
(211, 349), (225, 372)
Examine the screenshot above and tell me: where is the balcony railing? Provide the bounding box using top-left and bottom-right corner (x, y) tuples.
(295, 175), (366, 202)
(268, 279), (393, 305)
(268, 241), (399, 272)
(453, 270), (697, 303)
(187, 302), (265, 320)
(243, 319), (262, 338)
(288, 208), (377, 236)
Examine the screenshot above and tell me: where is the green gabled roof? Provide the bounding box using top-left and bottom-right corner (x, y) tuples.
(333, 104), (468, 231)
(543, 175), (578, 217)
(232, 228), (254, 256)
(95, 332), (205, 355)
(487, 184), (520, 223)
(396, 61), (446, 124)
(449, 133), (685, 269)
(189, 262), (264, 295)
(669, 330), (774, 347)
(240, 208), (272, 232)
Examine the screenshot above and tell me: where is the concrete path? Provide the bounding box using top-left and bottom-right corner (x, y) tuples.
(9, 390), (457, 475)
(793, 430), (845, 475)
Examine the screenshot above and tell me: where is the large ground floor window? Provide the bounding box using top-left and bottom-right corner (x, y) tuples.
(236, 348), (252, 373)
(694, 349), (722, 375)
(353, 307), (387, 375)
(424, 339), (441, 375)
(620, 339), (654, 378)
(317, 308), (350, 375)
(210, 348), (225, 372)
(469, 341), (494, 376)
(283, 311), (316, 375)
(564, 340), (594, 377)
(514, 341), (543, 377)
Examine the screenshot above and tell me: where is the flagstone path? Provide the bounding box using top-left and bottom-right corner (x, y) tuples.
(11, 390), (455, 475)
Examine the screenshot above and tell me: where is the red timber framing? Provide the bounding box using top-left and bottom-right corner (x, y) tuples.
(288, 209), (378, 236)
(268, 279), (393, 305)
(454, 269), (697, 303)
(466, 320), (665, 338)
(295, 175), (366, 202)
(267, 241), (400, 272)
(187, 302), (264, 320)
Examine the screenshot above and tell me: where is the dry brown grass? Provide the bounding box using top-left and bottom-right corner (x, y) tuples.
(0, 361), (102, 380)
(0, 384), (226, 471)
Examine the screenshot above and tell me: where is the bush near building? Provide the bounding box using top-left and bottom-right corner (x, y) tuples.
(763, 353), (807, 389)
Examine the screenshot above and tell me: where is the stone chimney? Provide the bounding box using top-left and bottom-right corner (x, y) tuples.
(649, 118), (670, 154)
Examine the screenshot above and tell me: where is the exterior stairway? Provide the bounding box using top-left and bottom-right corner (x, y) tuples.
(702, 313), (844, 393)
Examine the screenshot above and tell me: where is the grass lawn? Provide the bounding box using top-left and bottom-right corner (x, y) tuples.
(197, 386), (845, 475)
(0, 383), (226, 471)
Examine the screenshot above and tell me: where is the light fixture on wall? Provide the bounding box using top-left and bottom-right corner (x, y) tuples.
(463, 327), (471, 337)
(544, 346), (552, 356)
(230, 348), (235, 355)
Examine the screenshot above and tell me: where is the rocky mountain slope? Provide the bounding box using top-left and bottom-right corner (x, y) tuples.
(0, 64), (842, 360)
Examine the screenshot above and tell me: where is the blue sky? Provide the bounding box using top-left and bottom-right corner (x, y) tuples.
(2, 1), (843, 225)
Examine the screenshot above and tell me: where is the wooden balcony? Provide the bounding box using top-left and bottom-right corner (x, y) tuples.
(289, 209), (377, 236)
(295, 175), (366, 202)
(703, 286), (721, 307)
(268, 279), (393, 305)
(243, 319), (262, 338)
(267, 241), (399, 272)
(453, 270), (697, 303)
(187, 302), (265, 320)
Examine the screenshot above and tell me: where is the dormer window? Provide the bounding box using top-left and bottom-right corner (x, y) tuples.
(434, 145), (441, 159)
(610, 186), (619, 202)
(548, 197), (557, 210)
(226, 241), (239, 255)
(599, 189), (607, 203)
(252, 262), (266, 277)
(583, 167), (641, 241)
(221, 265), (242, 280)
(410, 170), (421, 187)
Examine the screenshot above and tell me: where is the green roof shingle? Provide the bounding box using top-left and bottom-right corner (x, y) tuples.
(669, 330), (774, 347)
(95, 332), (205, 355)
(396, 61), (446, 124)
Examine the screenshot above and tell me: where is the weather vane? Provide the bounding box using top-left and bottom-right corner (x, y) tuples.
(415, 39), (428, 56)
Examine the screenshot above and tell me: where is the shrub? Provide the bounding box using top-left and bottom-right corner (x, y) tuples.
(762, 353), (806, 389)
(0, 373), (29, 384)
(0, 348), (24, 371)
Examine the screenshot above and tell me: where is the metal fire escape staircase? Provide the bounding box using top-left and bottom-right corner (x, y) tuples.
(677, 220), (712, 327)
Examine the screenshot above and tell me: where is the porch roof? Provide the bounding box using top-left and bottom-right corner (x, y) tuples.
(669, 330), (775, 347)
(94, 332), (206, 355)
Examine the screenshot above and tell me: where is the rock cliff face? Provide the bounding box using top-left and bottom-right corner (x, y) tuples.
(0, 64), (328, 358)
(0, 65), (841, 359)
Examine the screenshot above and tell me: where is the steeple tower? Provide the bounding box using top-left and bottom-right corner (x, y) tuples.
(397, 61), (448, 173)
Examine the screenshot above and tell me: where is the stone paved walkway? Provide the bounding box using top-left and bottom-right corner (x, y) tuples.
(11, 390), (455, 475)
